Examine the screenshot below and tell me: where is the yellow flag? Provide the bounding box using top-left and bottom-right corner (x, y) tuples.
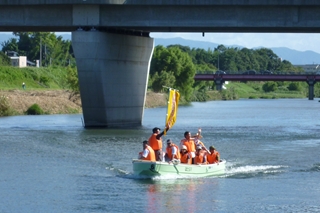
(164, 89), (180, 135)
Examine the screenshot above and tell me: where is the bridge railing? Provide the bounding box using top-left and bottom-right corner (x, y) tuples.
(196, 70), (320, 75)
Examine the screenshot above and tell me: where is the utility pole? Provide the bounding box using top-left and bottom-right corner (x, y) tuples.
(40, 37), (42, 67)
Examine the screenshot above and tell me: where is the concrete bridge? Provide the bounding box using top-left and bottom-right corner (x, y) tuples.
(1, 0), (320, 127)
(195, 73), (320, 100)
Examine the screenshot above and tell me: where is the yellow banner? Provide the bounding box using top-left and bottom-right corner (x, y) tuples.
(164, 89), (180, 135)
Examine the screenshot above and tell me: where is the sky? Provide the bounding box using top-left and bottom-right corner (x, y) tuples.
(150, 32), (320, 54)
(3, 32), (320, 54)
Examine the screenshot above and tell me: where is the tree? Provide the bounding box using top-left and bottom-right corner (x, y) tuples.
(1, 38), (19, 53)
(287, 82), (302, 91)
(262, 81), (277, 92)
(0, 51), (11, 66)
(151, 71), (176, 92)
(150, 46), (195, 101)
(2, 32), (74, 67)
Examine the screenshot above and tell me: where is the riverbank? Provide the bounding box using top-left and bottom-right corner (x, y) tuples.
(0, 89), (169, 115)
(0, 87), (313, 116)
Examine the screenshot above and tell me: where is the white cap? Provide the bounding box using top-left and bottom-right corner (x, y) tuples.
(181, 145), (187, 150)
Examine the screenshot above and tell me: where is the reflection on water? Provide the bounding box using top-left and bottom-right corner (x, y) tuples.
(144, 178), (218, 212)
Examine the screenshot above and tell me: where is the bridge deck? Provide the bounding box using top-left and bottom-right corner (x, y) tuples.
(194, 74), (320, 82)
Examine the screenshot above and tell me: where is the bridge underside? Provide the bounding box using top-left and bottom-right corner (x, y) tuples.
(3, 2), (320, 33)
(72, 31), (154, 127)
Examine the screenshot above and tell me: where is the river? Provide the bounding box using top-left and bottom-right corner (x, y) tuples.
(0, 98), (319, 213)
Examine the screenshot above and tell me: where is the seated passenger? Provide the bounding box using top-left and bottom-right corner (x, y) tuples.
(164, 139), (181, 163)
(194, 145), (208, 165)
(138, 140), (156, 161)
(207, 146), (220, 164)
(180, 145), (192, 164)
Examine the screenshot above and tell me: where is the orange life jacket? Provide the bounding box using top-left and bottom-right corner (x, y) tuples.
(181, 138), (196, 154)
(195, 150), (207, 164)
(180, 152), (191, 164)
(143, 145), (156, 161)
(207, 150), (220, 164)
(166, 143), (181, 160)
(148, 133), (162, 151)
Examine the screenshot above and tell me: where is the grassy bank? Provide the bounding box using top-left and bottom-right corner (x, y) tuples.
(1, 66), (319, 116)
(0, 66), (69, 90)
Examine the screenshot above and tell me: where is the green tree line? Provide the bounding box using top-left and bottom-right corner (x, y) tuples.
(1, 32), (317, 101)
(1, 32), (75, 67)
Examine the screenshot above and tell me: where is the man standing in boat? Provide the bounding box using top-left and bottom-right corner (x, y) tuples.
(181, 131), (196, 164)
(148, 126), (170, 161)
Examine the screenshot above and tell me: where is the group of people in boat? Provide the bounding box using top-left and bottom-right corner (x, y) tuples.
(138, 127), (220, 165)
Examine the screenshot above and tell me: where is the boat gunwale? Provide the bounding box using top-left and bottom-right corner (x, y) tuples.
(132, 159), (226, 167)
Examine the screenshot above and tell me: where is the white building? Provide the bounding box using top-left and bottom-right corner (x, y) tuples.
(5, 51), (34, 67)
(10, 56), (27, 67)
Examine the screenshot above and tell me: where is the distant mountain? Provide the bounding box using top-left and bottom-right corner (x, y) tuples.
(154, 37), (320, 65)
(1, 33), (320, 65)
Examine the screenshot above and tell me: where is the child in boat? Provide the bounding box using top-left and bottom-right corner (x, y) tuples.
(194, 145), (208, 165)
(180, 145), (192, 164)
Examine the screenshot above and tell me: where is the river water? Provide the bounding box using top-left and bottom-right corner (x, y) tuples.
(1, 98), (320, 213)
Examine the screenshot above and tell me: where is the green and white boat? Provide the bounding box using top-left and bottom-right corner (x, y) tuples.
(132, 159), (226, 178)
(134, 88), (225, 178)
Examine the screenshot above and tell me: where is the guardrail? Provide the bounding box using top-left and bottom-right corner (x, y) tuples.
(196, 71), (320, 75)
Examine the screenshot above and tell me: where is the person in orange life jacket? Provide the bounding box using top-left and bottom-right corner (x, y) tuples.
(164, 139), (181, 163)
(193, 128), (211, 154)
(138, 140), (156, 161)
(180, 145), (192, 164)
(194, 145), (208, 165)
(148, 126), (169, 162)
(207, 145), (220, 164)
(180, 131), (196, 164)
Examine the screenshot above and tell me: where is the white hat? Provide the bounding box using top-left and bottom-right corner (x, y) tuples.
(181, 145), (187, 150)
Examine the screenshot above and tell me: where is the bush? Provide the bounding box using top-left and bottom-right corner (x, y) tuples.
(262, 82), (277, 92)
(0, 95), (10, 116)
(39, 76), (50, 87)
(25, 103), (44, 115)
(287, 82), (302, 91)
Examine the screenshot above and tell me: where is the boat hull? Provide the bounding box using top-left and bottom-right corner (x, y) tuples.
(132, 159), (226, 177)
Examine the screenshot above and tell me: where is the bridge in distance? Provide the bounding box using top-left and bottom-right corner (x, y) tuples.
(194, 73), (320, 100)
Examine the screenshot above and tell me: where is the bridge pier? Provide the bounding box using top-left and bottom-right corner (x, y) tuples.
(214, 78), (225, 91)
(306, 79), (316, 100)
(72, 30), (154, 127)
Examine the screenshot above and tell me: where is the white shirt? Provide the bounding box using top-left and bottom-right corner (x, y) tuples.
(171, 146), (177, 155)
(142, 148), (150, 158)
